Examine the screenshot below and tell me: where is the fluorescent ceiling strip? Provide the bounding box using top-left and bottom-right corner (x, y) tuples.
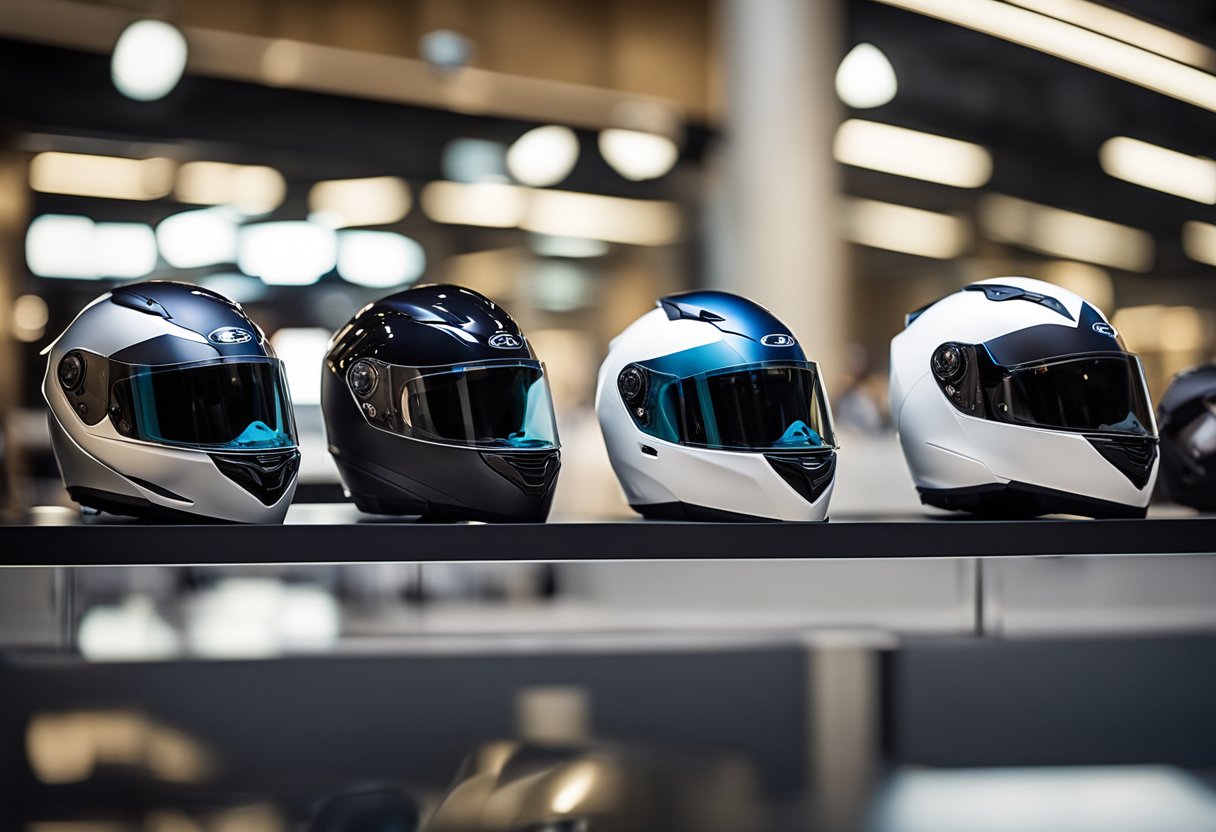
(872, 0), (1216, 113)
(978, 193), (1154, 272)
(1099, 137), (1216, 204)
(834, 119), (993, 188)
(843, 197), (970, 259)
(1007, 0), (1215, 70)
(1182, 221), (1216, 268)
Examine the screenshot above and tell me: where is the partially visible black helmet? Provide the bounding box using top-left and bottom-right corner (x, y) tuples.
(1158, 364), (1216, 511)
(322, 284), (560, 522)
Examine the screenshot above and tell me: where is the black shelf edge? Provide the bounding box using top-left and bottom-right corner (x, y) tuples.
(1, 516), (1213, 566)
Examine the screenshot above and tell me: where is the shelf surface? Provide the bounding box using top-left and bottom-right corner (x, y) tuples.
(0, 503), (1212, 566)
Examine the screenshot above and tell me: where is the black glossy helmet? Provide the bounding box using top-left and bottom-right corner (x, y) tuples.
(1158, 364), (1216, 511)
(322, 284), (561, 522)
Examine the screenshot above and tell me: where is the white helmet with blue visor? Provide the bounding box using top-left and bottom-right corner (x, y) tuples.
(597, 290), (837, 522)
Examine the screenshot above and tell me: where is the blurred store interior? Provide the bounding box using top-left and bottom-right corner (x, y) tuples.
(2, 0), (1216, 830)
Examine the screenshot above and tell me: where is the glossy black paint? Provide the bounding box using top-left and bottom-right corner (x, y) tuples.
(983, 302), (1127, 366)
(323, 284), (559, 522)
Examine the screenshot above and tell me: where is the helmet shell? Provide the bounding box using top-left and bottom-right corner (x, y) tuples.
(890, 276), (1158, 518)
(322, 284), (560, 522)
(1157, 364), (1216, 511)
(596, 290), (836, 522)
(42, 281), (298, 523)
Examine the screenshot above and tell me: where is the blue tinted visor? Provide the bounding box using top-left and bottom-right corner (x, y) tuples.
(110, 357), (297, 450)
(632, 360), (836, 451)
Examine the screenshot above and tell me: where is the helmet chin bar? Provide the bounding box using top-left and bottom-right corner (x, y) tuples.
(919, 480), (1149, 519)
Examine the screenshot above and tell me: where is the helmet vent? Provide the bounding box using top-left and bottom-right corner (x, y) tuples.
(1086, 435), (1158, 490)
(765, 452), (836, 505)
(210, 450), (300, 506)
(481, 451), (560, 496)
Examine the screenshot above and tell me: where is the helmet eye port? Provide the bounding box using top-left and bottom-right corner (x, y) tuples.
(58, 352), (84, 390)
(349, 360), (378, 397)
(932, 343), (967, 382)
(618, 365), (648, 404)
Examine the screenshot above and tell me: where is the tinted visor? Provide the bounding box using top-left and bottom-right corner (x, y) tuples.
(112, 357), (297, 450)
(399, 363), (558, 448)
(646, 362), (834, 450)
(986, 353), (1154, 436)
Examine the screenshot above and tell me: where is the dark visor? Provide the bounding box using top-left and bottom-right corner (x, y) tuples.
(984, 352), (1155, 436)
(400, 364), (558, 448)
(110, 358), (297, 450)
(349, 359), (559, 449)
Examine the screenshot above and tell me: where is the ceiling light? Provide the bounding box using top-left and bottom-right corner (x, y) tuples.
(442, 138), (509, 183)
(308, 176), (411, 228)
(26, 215), (158, 279)
(111, 19), (188, 102)
(1182, 221), (1216, 267)
(835, 43), (899, 108)
(420, 181), (528, 228)
(874, 0), (1216, 113)
(524, 190), (680, 246)
(336, 230), (426, 288)
(30, 152), (175, 201)
(175, 161), (286, 215)
(834, 119), (992, 187)
(843, 197), (970, 259)
(506, 126), (580, 187)
(13, 294), (49, 343)
(95, 223), (159, 278)
(598, 129), (679, 181)
(238, 221), (336, 286)
(979, 193), (1154, 271)
(26, 215), (99, 279)
(269, 328), (333, 406)
(1099, 137), (1216, 204)
(1007, 0), (1215, 70)
(156, 207), (239, 269)
(199, 273), (269, 304)
(531, 235), (609, 258)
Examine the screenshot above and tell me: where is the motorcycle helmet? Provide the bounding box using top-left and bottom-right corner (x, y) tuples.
(322, 284), (560, 522)
(890, 276), (1158, 518)
(1157, 364), (1216, 511)
(42, 280), (299, 523)
(596, 290), (837, 522)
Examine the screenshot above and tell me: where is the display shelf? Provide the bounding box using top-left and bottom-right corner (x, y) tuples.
(1, 504), (1212, 566)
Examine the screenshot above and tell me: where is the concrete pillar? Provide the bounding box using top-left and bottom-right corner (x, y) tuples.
(717, 0), (849, 388)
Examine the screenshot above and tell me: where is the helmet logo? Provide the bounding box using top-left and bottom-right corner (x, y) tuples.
(488, 333), (522, 349)
(761, 333), (796, 347)
(1092, 322), (1117, 338)
(209, 327), (254, 345)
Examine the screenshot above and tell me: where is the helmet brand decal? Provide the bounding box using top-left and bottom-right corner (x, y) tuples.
(209, 327), (254, 345)
(488, 333), (522, 349)
(1092, 322), (1117, 338)
(761, 333), (796, 347)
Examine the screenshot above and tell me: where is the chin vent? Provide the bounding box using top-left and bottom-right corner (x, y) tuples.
(1086, 435), (1158, 490)
(764, 451), (836, 505)
(210, 449), (300, 506)
(481, 450), (560, 496)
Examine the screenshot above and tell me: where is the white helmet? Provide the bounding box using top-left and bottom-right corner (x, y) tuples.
(596, 291), (837, 521)
(42, 281), (299, 523)
(890, 276), (1158, 518)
